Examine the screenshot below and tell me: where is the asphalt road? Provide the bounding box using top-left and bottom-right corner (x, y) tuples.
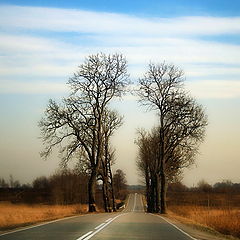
(0, 193), (196, 240)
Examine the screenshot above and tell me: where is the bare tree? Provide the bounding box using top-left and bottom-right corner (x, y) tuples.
(98, 109), (123, 212)
(39, 53), (129, 212)
(137, 62), (207, 213)
(136, 126), (197, 212)
(136, 128), (159, 212)
(113, 169), (127, 200)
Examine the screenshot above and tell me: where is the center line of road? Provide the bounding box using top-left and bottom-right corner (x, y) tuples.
(132, 193), (137, 211)
(105, 217), (112, 222)
(76, 231), (93, 240)
(94, 222), (105, 230)
(76, 213), (127, 240)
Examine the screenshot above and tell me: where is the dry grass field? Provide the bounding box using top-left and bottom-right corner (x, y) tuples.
(168, 192), (240, 238)
(0, 202), (88, 230)
(169, 205), (240, 238)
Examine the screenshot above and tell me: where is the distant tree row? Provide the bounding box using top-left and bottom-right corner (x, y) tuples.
(0, 168), (127, 206)
(0, 175), (23, 189)
(168, 180), (240, 193)
(167, 180), (240, 209)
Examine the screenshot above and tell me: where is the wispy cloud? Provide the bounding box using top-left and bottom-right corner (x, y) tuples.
(1, 5), (240, 36)
(1, 78), (239, 99)
(0, 5), (240, 98)
(0, 80), (67, 94)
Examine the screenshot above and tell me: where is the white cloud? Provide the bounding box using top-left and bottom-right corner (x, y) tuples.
(0, 5), (240, 98)
(0, 64), (76, 78)
(1, 78), (239, 99)
(0, 5), (240, 36)
(0, 80), (67, 94)
(119, 39), (240, 65)
(185, 66), (240, 78)
(0, 34), (58, 53)
(0, 33), (87, 60)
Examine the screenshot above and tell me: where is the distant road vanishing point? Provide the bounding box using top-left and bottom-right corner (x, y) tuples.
(0, 193), (196, 240)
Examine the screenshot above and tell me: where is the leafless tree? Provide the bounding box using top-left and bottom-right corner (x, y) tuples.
(136, 126), (197, 212)
(113, 169), (127, 200)
(136, 128), (159, 212)
(39, 53), (129, 212)
(137, 62), (208, 213)
(98, 109), (123, 212)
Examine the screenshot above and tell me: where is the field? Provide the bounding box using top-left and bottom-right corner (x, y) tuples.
(167, 192), (240, 238)
(0, 202), (88, 230)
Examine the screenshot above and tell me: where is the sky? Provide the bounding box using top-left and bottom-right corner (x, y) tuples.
(0, 0), (240, 186)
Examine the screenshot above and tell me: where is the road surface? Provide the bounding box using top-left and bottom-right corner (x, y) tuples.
(0, 193), (197, 240)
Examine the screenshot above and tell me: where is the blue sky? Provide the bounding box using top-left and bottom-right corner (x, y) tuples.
(1, 0), (240, 17)
(0, 0), (240, 185)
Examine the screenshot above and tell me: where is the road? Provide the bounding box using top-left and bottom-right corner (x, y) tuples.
(0, 193), (196, 240)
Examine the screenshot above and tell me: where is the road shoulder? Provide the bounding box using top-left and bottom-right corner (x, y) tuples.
(161, 213), (239, 240)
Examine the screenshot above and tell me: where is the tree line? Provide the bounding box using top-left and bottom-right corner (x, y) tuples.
(38, 53), (208, 213)
(167, 180), (240, 209)
(0, 168), (127, 206)
(168, 180), (240, 193)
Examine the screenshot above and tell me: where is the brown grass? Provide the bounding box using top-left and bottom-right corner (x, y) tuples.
(0, 202), (88, 230)
(168, 205), (240, 238)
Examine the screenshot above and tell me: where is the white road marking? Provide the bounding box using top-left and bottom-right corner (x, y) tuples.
(77, 213), (127, 240)
(132, 193), (137, 212)
(76, 231), (93, 240)
(151, 214), (197, 240)
(94, 222), (106, 230)
(105, 217), (112, 222)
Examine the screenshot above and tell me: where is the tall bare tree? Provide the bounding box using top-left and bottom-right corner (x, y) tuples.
(39, 53), (129, 212)
(137, 62), (207, 213)
(98, 109), (123, 212)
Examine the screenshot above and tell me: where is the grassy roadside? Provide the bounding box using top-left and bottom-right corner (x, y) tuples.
(0, 202), (88, 231)
(167, 205), (240, 240)
(140, 193), (239, 239)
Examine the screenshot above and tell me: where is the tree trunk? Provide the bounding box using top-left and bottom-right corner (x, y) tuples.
(105, 179), (111, 212)
(159, 123), (166, 214)
(88, 170), (97, 212)
(102, 179), (108, 212)
(109, 166), (117, 212)
(145, 168), (151, 212)
(155, 174), (160, 213)
(149, 177), (155, 212)
(160, 167), (167, 214)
